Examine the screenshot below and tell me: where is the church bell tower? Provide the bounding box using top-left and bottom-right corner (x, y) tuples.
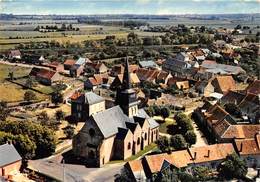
(115, 57), (139, 117)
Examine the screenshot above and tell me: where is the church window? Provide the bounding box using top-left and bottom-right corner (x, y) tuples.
(145, 133), (147, 140)
(89, 128), (95, 137)
(128, 142), (131, 150)
(88, 150), (95, 158)
(137, 137), (140, 145)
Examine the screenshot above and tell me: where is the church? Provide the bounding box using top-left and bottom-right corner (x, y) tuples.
(72, 59), (159, 167)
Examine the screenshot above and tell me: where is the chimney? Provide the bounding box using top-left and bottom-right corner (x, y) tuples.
(193, 152), (197, 160)
(239, 142), (243, 152)
(205, 150), (210, 158)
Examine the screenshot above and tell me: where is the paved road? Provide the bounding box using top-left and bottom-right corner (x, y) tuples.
(28, 151), (124, 182)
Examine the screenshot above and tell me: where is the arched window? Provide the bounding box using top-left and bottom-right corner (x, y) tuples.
(137, 137), (140, 145)
(128, 142), (131, 150)
(89, 128), (95, 137)
(145, 133), (147, 140)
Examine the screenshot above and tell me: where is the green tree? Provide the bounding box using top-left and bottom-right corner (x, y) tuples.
(63, 125), (75, 139)
(0, 101), (9, 121)
(192, 166), (213, 181)
(51, 91), (64, 105)
(37, 111), (50, 125)
(25, 76), (34, 88)
(218, 153), (248, 180)
(185, 130), (197, 146)
(170, 134), (187, 150)
(175, 113), (193, 134)
(161, 107), (171, 118)
(24, 90), (37, 102)
(0, 120), (56, 158)
(55, 110), (65, 122)
(156, 136), (170, 153)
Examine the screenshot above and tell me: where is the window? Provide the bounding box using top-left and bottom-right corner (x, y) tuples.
(88, 150), (95, 158)
(89, 128), (95, 137)
(145, 133), (147, 140)
(137, 137), (140, 145)
(78, 113), (81, 119)
(128, 142), (131, 150)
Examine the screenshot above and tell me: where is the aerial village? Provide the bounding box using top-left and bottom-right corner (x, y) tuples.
(0, 14), (259, 182)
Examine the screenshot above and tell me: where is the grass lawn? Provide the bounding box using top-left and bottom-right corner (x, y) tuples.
(0, 63), (31, 82)
(107, 143), (157, 164)
(0, 83), (47, 102)
(159, 118), (176, 134)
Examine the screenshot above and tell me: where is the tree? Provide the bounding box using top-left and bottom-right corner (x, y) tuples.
(0, 120), (56, 158)
(175, 113), (193, 134)
(37, 111), (50, 125)
(161, 107), (171, 118)
(115, 168), (132, 182)
(185, 130), (197, 146)
(25, 76), (34, 88)
(51, 91), (64, 105)
(0, 101), (9, 121)
(156, 136), (170, 153)
(218, 153), (248, 180)
(24, 90), (37, 102)
(192, 166), (213, 181)
(170, 134), (187, 150)
(55, 110), (65, 122)
(63, 125), (75, 139)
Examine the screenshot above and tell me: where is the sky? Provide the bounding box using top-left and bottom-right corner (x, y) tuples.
(0, 0), (259, 15)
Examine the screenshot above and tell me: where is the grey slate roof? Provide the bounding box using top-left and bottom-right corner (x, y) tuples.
(0, 144), (22, 167)
(139, 61), (158, 68)
(92, 106), (130, 138)
(137, 109), (159, 129)
(85, 92), (105, 105)
(76, 57), (86, 66)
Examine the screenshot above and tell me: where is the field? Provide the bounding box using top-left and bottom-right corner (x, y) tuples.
(0, 63), (48, 102)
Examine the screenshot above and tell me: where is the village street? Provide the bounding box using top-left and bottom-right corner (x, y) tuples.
(28, 149), (124, 182)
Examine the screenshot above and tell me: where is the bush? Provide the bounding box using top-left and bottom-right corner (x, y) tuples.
(161, 107), (171, 118)
(24, 90), (37, 101)
(51, 91), (64, 105)
(170, 134), (187, 150)
(63, 125), (75, 139)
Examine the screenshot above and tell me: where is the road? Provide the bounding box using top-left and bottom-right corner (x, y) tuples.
(28, 151), (124, 182)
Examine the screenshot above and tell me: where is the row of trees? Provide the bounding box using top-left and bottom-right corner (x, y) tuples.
(0, 120), (56, 159)
(145, 105), (171, 118)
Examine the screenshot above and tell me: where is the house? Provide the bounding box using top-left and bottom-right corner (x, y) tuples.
(8, 50), (21, 60)
(75, 57), (90, 67)
(0, 143), (22, 177)
(125, 143), (235, 181)
(64, 59), (76, 70)
(211, 75), (236, 94)
(246, 80), (260, 95)
(200, 60), (245, 75)
(110, 73), (140, 90)
(86, 62), (108, 74)
(73, 59), (159, 167)
(190, 49), (206, 61)
(195, 80), (215, 97)
(175, 52), (190, 62)
(162, 58), (191, 75)
(47, 61), (64, 72)
(136, 68), (172, 84)
(70, 91), (106, 122)
(84, 74), (104, 90)
(234, 134), (260, 168)
(139, 60), (159, 69)
(36, 68), (60, 85)
(110, 64), (139, 77)
(167, 77), (190, 90)
(70, 64), (84, 78)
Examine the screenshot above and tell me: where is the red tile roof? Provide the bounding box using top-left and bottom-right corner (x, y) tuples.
(235, 134), (260, 156)
(36, 69), (57, 80)
(222, 125), (260, 139)
(213, 75), (236, 93)
(64, 59), (76, 65)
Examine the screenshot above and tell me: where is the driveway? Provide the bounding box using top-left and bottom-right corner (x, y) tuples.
(28, 151), (124, 182)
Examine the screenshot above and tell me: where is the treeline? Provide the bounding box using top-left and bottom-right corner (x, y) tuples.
(77, 19), (148, 28)
(34, 23), (79, 32)
(0, 120), (56, 159)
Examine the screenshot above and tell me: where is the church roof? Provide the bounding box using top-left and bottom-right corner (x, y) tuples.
(136, 109), (159, 129)
(92, 106), (131, 138)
